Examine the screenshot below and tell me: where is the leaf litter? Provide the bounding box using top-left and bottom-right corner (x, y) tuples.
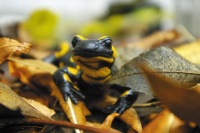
(1, 31), (200, 132)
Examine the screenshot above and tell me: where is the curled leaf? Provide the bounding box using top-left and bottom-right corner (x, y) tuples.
(0, 38), (31, 64)
(0, 82), (50, 119)
(142, 67), (200, 125)
(142, 109), (174, 133)
(142, 109), (192, 133)
(120, 108), (142, 133)
(101, 113), (120, 130)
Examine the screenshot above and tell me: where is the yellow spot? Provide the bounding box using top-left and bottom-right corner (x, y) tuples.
(63, 73), (71, 82)
(73, 85), (80, 90)
(112, 46), (117, 58)
(70, 57), (74, 63)
(63, 72), (79, 90)
(59, 62), (64, 67)
(76, 61), (111, 78)
(55, 41), (70, 58)
(75, 65), (80, 70)
(82, 74), (111, 84)
(121, 90), (129, 97)
(76, 35), (86, 40)
(98, 36), (108, 40)
(68, 67), (79, 75)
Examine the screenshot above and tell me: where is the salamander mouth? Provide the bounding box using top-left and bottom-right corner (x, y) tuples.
(73, 55), (114, 66)
(79, 60), (100, 69)
(73, 51), (113, 58)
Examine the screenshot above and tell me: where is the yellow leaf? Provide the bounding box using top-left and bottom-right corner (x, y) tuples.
(8, 57), (57, 74)
(174, 40), (200, 64)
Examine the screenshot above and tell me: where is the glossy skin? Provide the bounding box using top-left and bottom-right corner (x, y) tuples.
(53, 35), (138, 114)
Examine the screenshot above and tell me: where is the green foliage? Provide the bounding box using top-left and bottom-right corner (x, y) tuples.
(80, 6), (163, 37)
(80, 15), (123, 37)
(22, 9), (58, 41)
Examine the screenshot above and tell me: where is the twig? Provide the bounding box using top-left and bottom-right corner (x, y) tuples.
(4, 118), (121, 133)
(67, 98), (80, 133)
(132, 101), (161, 108)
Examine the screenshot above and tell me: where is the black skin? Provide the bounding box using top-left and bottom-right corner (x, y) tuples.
(53, 36), (139, 114)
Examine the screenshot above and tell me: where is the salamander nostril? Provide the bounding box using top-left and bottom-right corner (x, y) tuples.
(71, 36), (81, 48)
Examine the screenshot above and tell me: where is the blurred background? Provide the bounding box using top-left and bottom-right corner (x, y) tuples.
(0, 0), (198, 49)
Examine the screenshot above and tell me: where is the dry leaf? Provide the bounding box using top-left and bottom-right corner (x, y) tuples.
(131, 29), (180, 49)
(174, 40), (200, 64)
(100, 113), (119, 130)
(8, 57), (57, 74)
(119, 108), (142, 133)
(108, 46), (200, 96)
(142, 109), (174, 133)
(115, 29), (180, 68)
(142, 109), (192, 133)
(108, 46), (200, 126)
(85, 121), (120, 133)
(23, 98), (55, 118)
(8, 58), (87, 126)
(141, 66), (200, 125)
(0, 38), (31, 64)
(0, 82), (51, 119)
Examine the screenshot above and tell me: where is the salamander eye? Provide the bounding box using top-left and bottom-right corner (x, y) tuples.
(99, 36), (112, 49)
(104, 38), (112, 49)
(71, 35), (81, 48)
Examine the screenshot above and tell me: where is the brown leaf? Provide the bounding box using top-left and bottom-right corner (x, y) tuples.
(142, 109), (192, 133)
(0, 82), (51, 119)
(8, 57), (57, 74)
(142, 109), (174, 133)
(101, 113), (119, 130)
(115, 29), (180, 69)
(132, 29), (180, 49)
(85, 121), (120, 133)
(119, 108), (142, 133)
(8, 59), (87, 126)
(0, 38), (31, 64)
(142, 65), (200, 125)
(23, 98), (55, 118)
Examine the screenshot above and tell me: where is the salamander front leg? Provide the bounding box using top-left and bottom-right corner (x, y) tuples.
(53, 68), (85, 104)
(105, 89), (139, 114)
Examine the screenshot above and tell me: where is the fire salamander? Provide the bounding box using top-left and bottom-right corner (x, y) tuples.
(52, 35), (139, 114)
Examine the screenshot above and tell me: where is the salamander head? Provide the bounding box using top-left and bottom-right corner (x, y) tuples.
(71, 35), (116, 70)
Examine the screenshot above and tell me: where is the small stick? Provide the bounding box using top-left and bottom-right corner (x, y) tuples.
(132, 101), (161, 108)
